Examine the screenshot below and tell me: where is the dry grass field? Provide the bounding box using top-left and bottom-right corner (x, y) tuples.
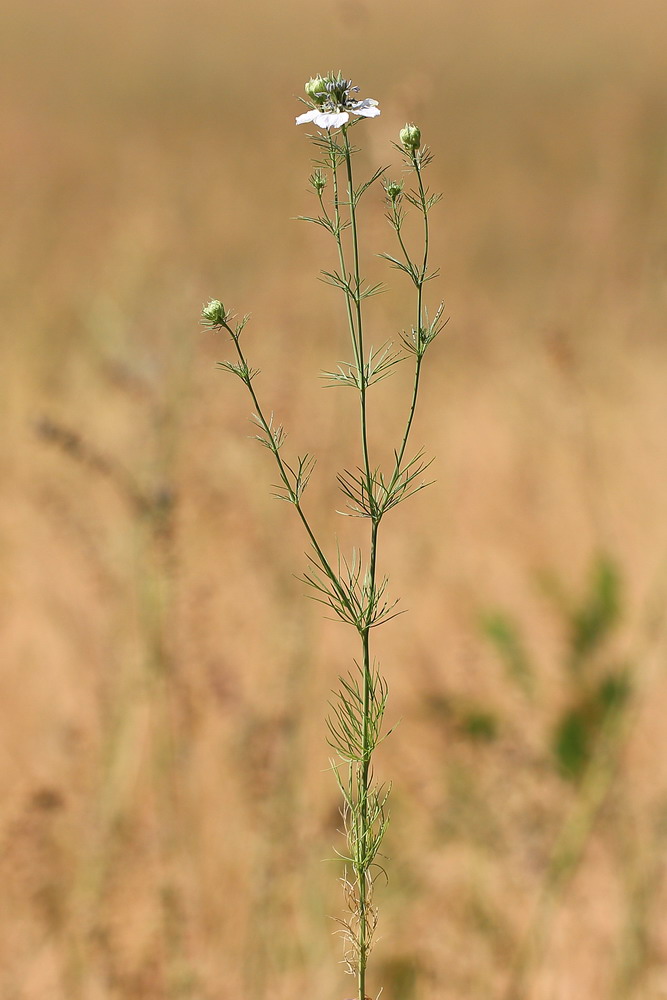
(3, 0), (667, 997)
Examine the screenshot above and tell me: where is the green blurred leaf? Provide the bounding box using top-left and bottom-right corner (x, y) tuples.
(423, 692), (500, 743)
(461, 709), (499, 742)
(553, 668), (631, 781)
(480, 610), (535, 698)
(570, 554), (621, 666)
(553, 706), (591, 781)
(596, 668), (631, 712)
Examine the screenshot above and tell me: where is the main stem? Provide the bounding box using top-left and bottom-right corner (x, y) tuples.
(358, 517), (378, 1000)
(330, 147), (360, 371)
(341, 125), (377, 1000)
(343, 127), (373, 502)
(354, 156), (432, 999)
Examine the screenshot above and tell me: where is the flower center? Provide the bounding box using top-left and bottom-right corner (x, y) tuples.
(322, 77), (359, 111)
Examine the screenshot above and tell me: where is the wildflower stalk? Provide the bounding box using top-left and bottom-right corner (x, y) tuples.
(206, 79), (443, 999)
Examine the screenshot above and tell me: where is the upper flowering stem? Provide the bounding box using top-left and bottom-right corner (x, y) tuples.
(296, 72), (380, 130)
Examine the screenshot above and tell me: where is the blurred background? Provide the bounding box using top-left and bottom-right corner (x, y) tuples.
(3, 0), (667, 997)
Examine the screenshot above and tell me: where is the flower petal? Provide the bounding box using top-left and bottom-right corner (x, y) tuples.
(312, 111), (349, 129)
(296, 109), (319, 125)
(353, 105), (381, 118)
(353, 99), (379, 109)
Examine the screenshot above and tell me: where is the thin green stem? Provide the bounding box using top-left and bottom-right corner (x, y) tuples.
(316, 187), (334, 232)
(394, 361), (422, 476)
(399, 156), (429, 465)
(342, 126), (373, 504)
(358, 517), (379, 1000)
(387, 152), (430, 492)
(415, 152), (430, 309)
(226, 326), (349, 612)
(392, 207), (417, 282)
(339, 125), (379, 1000)
(329, 142), (361, 370)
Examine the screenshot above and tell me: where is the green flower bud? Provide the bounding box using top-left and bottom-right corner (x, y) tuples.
(305, 76), (327, 105)
(202, 299), (228, 327)
(384, 178), (404, 201)
(399, 123), (421, 152)
(309, 169), (327, 194)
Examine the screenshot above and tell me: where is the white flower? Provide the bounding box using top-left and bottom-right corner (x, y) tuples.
(296, 99), (380, 129)
(296, 75), (380, 130)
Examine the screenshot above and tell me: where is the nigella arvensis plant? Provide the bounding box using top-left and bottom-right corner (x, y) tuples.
(203, 71), (444, 1000)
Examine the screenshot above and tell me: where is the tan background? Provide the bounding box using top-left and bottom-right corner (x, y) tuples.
(3, 0), (667, 997)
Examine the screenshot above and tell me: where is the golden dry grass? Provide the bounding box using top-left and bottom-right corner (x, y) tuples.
(3, 0), (667, 997)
